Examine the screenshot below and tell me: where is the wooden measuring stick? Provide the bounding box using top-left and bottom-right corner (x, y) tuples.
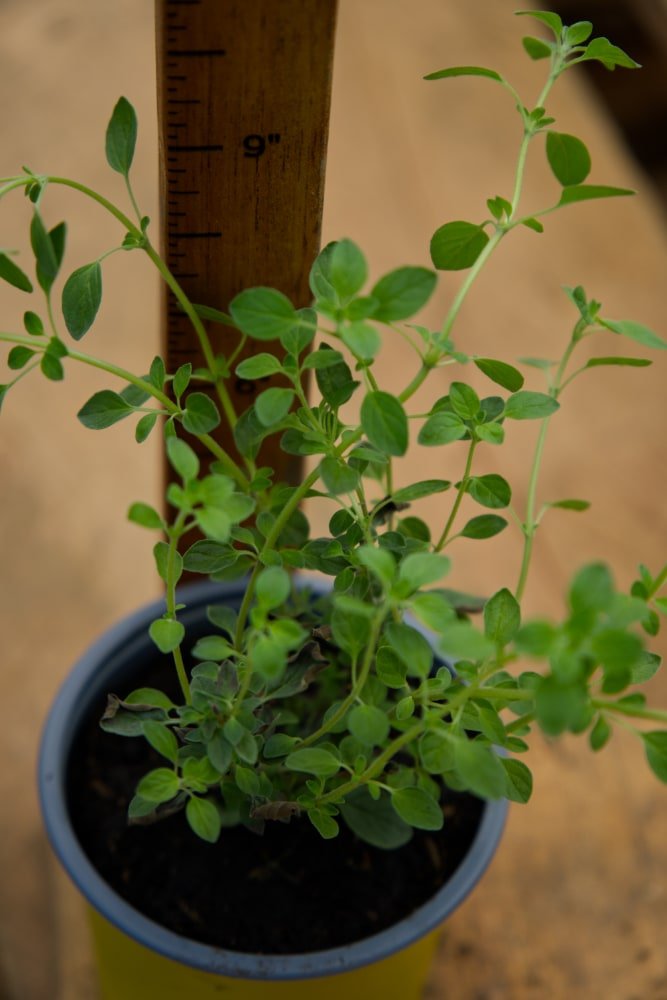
(155, 0), (338, 481)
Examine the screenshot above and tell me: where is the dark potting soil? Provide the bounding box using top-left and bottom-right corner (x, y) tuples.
(68, 661), (484, 955)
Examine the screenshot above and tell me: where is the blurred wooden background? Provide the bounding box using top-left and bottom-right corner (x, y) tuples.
(0, 1), (666, 997)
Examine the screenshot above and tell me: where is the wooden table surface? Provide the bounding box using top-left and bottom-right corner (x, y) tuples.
(1, 2), (666, 998)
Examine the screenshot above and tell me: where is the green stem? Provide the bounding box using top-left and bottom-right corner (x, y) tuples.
(515, 418), (549, 602)
(593, 700), (667, 725)
(233, 464), (323, 648)
(299, 608), (387, 748)
(166, 512), (191, 703)
(434, 439), (477, 551)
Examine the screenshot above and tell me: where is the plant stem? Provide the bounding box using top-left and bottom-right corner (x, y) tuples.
(165, 512), (191, 703)
(299, 608), (387, 748)
(593, 700), (667, 725)
(434, 439), (477, 551)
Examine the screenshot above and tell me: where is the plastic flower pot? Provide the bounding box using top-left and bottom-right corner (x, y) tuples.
(38, 579), (508, 999)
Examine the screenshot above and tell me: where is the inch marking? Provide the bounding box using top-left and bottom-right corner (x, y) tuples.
(242, 133), (282, 158)
(168, 143), (223, 152)
(167, 99), (202, 105)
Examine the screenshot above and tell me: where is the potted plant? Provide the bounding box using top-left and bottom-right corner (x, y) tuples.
(1, 8), (666, 998)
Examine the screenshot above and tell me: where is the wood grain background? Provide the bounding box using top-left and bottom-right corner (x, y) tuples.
(0, 2), (665, 997)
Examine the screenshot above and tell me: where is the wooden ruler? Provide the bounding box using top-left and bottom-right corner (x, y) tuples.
(155, 0), (338, 478)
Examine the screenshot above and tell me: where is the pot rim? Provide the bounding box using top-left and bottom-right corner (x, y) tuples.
(38, 577), (508, 981)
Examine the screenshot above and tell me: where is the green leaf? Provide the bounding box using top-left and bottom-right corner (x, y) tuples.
(23, 311), (44, 336)
(460, 514), (507, 539)
(502, 759), (533, 803)
(319, 456), (360, 496)
(449, 382), (480, 420)
(0, 252), (33, 292)
(308, 809), (339, 839)
(31, 214), (65, 294)
(474, 358), (524, 392)
(329, 239), (368, 302)
(642, 732), (667, 783)
(585, 356), (652, 370)
(167, 436), (199, 482)
(254, 387), (294, 427)
(77, 390), (133, 429)
(630, 652), (661, 685)
(182, 392), (221, 435)
(565, 21), (593, 45)
(558, 185), (634, 208)
(546, 132), (591, 187)
(255, 565), (291, 609)
(579, 37), (640, 71)
(172, 363), (192, 400)
(8, 346), (35, 370)
(357, 545), (396, 587)
(484, 588), (521, 645)
(430, 221), (490, 271)
(315, 344), (358, 407)
(420, 731), (456, 774)
(392, 480), (451, 503)
(340, 789), (412, 849)
(137, 767), (180, 804)
(467, 474), (511, 509)
(105, 97), (138, 176)
(341, 321), (381, 361)
(391, 787), (443, 830)
(504, 391), (559, 420)
(521, 217), (544, 234)
(135, 411), (158, 443)
(127, 501), (163, 530)
(285, 748), (341, 778)
(302, 348), (345, 370)
(195, 507), (231, 542)
(384, 622), (433, 678)
(191, 302), (232, 326)
(375, 647), (408, 688)
(438, 622), (493, 660)
(191, 635), (234, 660)
(535, 676), (589, 736)
(418, 411), (467, 446)
(424, 65), (503, 83)
(360, 391), (408, 456)
(475, 422), (504, 446)
(592, 629), (642, 693)
(569, 562), (614, 614)
(548, 499), (591, 512)
(142, 720), (179, 763)
(522, 36), (552, 60)
(149, 618), (185, 654)
(589, 715), (611, 752)
(61, 262), (102, 340)
(370, 266), (436, 321)
(455, 739), (507, 798)
(230, 287), (296, 340)
(514, 10), (563, 38)
(40, 353), (63, 381)
(601, 319), (667, 352)
(186, 796), (222, 843)
(398, 552), (451, 591)
(348, 705), (390, 747)
(409, 592), (455, 632)
(235, 353), (283, 379)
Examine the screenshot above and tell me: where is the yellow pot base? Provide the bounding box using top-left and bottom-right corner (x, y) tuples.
(89, 907), (440, 1000)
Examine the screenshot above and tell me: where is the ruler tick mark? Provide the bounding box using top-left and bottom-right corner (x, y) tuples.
(167, 143), (223, 152)
(167, 99), (202, 105)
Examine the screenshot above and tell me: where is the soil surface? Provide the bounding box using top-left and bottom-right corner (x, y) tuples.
(68, 660), (483, 955)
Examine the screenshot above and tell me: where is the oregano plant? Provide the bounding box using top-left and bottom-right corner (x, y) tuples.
(1, 12), (666, 846)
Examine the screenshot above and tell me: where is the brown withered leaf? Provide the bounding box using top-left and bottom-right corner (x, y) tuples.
(251, 801), (301, 823)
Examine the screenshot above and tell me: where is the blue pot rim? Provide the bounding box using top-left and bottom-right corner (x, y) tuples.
(38, 577), (508, 981)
